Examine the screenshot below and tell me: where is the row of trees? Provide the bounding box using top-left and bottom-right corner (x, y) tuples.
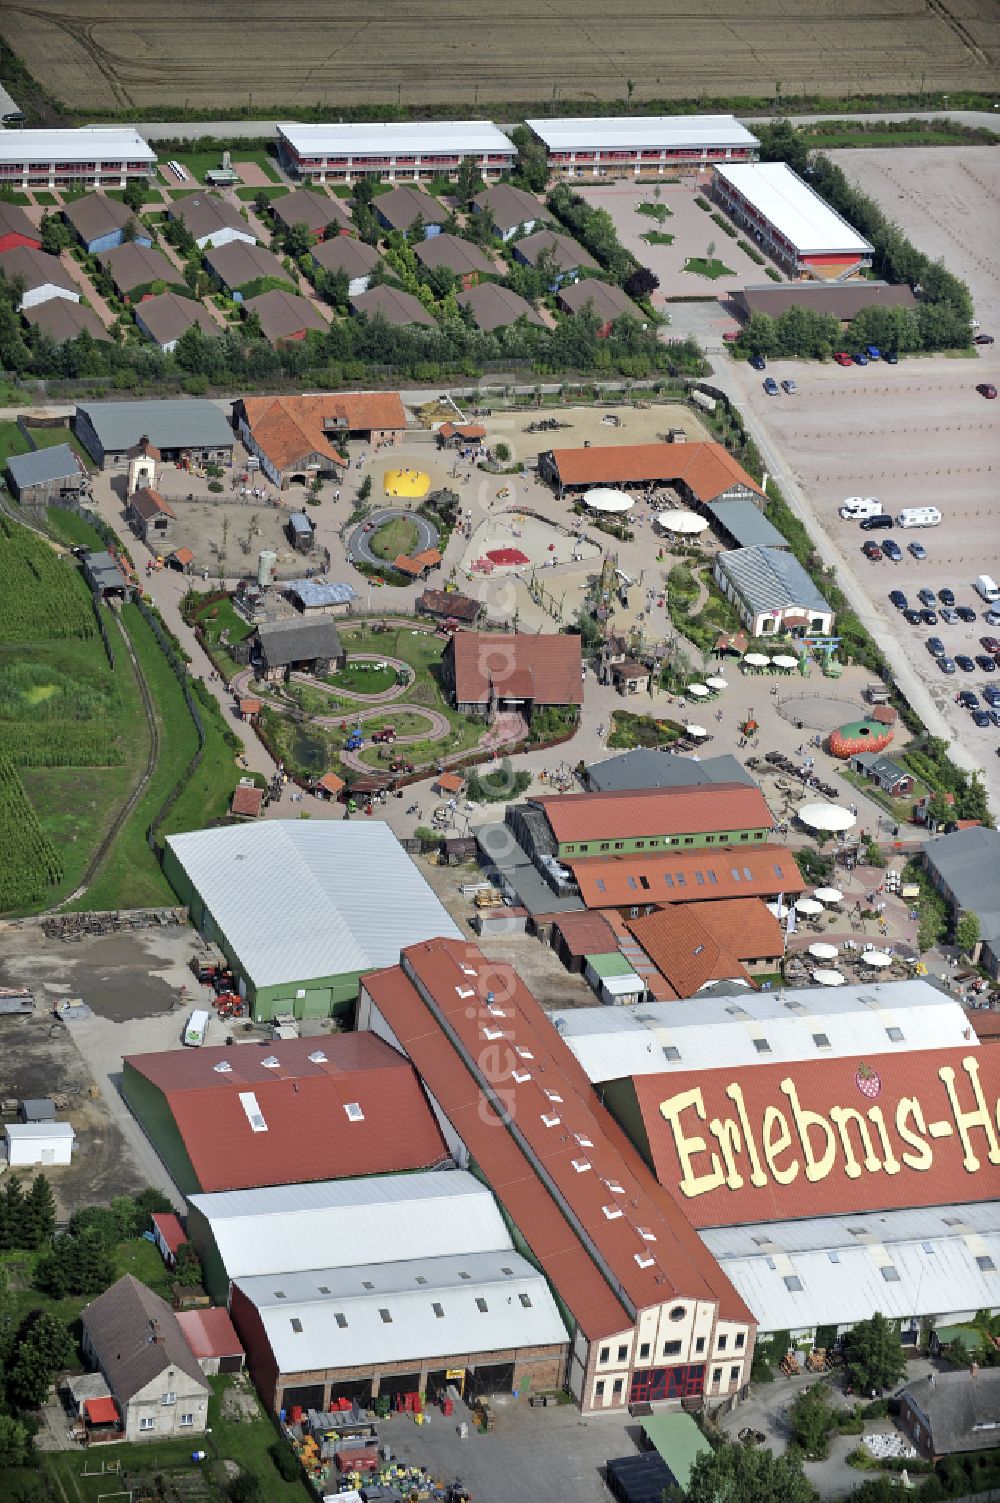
(0, 1174), (56, 1251)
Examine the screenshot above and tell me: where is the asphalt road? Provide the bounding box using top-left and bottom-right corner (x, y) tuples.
(348, 507), (440, 567)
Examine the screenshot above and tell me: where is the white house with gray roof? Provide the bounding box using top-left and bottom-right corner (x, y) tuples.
(75, 400), (234, 469)
(713, 544), (834, 637)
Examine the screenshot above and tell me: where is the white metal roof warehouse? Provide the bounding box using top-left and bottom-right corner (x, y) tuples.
(527, 114), (759, 153)
(550, 980), (971, 1083)
(701, 1202), (1000, 1337)
(0, 127), (155, 166)
(276, 120), (514, 158)
(713, 161), (873, 256)
(163, 821), (460, 1015)
(188, 1172), (504, 1283)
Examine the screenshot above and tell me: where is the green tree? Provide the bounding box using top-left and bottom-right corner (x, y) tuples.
(754, 119), (810, 174)
(844, 1313), (907, 1395)
(0, 1176), (26, 1251)
(955, 910), (980, 957)
(0, 1414), (33, 1467)
(9, 1311), (72, 1408)
(38, 213), (70, 256)
(241, 309), (264, 341)
(253, 190), (271, 217)
(358, 473), (372, 502)
(788, 1383), (835, 1458)
(510, 125), (548, 193)
(122, 215), (142, 244)
(20, 1175), (56, 1250)
(228, 1472), (262, 1503)
(282, 220), (313, 260)
(624, 265), (658, 302)
(122, 179), (146, 214)
(680, 1441), (818, 1503)
(34, 1229), (116, 1298)
(924, 792), (953, 829)
(454, 155), (483, 205)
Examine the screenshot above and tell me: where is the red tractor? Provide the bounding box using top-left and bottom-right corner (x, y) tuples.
(371, 726), (397, 744)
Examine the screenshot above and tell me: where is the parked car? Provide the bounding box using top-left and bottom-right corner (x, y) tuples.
(958, 690), (980, 709)
(976, 654), (997, 673)
(939, 587), (956, 606)
(723, 330), (740, 343)
(984, 684), (1000, 707)
(853, 352), (869, 365)
(921, 608), (938, 625)
(940, 608), (959, 625)
(956, 655), (976, 673)
(903, 608), (923, 625)
(908, 541), (927, 560)
(884, 350), (899, 364)
(990, 710), (1000, 728)
(956, 605), (977, 623)
(974, 334), (995, 345)
(987, 609), (1000, 626)
(866, 345), (881, 360)
(972, 709), (992, 727)
(763, 377), (779, 396)
(749, 354), (766, 370)
(889, 590), (908, 609)
(882, 539), (902, 562)
(977, 383), (997, 398)
(863, 540), (883, 561)
(833, 351), (853, 367)
(981, 636), (1000, 654)
(781, 379), (797, 393)
(927, 637), (946, 657)
(860, 513), (894, 531)
(938, 656), (956, 674)
(918, 588), (937, 607)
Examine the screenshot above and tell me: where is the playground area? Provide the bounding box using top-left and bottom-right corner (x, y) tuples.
(384, 465), (431, 498)
(459, 509), (603, 579)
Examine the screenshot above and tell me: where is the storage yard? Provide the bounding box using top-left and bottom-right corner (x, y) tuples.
(1, 0), (996, 112)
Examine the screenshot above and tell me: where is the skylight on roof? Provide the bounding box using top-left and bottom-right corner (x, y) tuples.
(261, 1055), (280, 1068)
(541, 1113), (560, 1128)
(515, 1047), (534, 1060)
(519, 1293), (532, 1308)
(483, 1026), (503, 1041)
(637, 1228), (656, 1242)
(575, 1133), (593, 1147)
(635, 1253), (655, 1270)
(213, 1061), (233, 1074)
(663, 1045), (680, 1062)
(308, 1050), (327, 1063)
(512, 1070), (531, 1084)
(334, 1312), (347, 1328)
(544, 1089), (563, 1103)
(476, 1297), (488, 1313)
(606, 1179), (625, 1195)
(571, 1158), (592, 1173)
(432, 1302), (444, 1317)
(461, 964), (477, 976)
(456, 987), (475, 999)
(603, 1205), (623, 1220)
(784, 1275), (803, 1292)
(379, 1309), (392, 1323)
(343, 1102), (365, 1122)
(290, 1318), (303, 1332)
(880, 1266), (900, 1283)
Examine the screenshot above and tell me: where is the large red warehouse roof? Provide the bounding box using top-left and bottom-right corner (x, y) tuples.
(630, 1046), (1000, 1227)
(569, 845), (803, 907)
(124, 1035), (448, 1192)
(537, 783), (774, 844)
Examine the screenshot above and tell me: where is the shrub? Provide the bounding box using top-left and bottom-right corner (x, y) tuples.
(694, 195), (711, 211)
(764, 267), (782, 281)
(268, 1439), (301, 1482)
(208, 480), (224, 493)
(738, 238), (766, 265)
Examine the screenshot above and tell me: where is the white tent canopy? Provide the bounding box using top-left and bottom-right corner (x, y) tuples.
(812, 968), (846, 987)
(772, 654), (799, 668)
(687, 724), (708, 737)
(861, 950), (893, 968)
(808, 942), (839, 960)
(582, 487), (634, 513)
(797, 802), (856, 832)
(705, 676), (728, 690)
(743, 652), (770, 667)
(656, 509), (709, 534)
(796, 897), (824, 916)
(687, 683), (710, 697)
(814, 887), (844, 904)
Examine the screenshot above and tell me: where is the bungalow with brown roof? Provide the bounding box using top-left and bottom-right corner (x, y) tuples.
(204, 241), (292, 296)
(441, 631), (583, 720)
(609, 658), (651, 695)
(63, 191), (152, 254)
(436, 421), (486, 450)
(392, 547), (442, 580)
(127, 486), (176, 546)
(558, 278), (646, 334)
(134, 291), (221, 353)
(167, 546), (195, 574)
(375, 186), (448, 237)
(413, 232), (494, 288)
(418, 588), (482, 625)
(512, 228), (599, 285)
(0, 245), (80, 309)
(24, 299), (111, 344)
(273, 188), (351, 239)
(230, 781), (265, 819)
(349, 284), (436, 328)
(245, 288), (327, 342)
(167, 194), (256, 252)
(472, 183), (540, 241)
(457, 281), (544, 332)
(310, 234), (380, 297)
(236, 393), (406, 487)
(100, 242), (184, 300)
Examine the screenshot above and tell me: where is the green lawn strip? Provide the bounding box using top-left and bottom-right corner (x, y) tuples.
(327, 660), (399, 694)
(32, 190), (57, 205)
(44, 507), (106, 549)
(636, 200), (672, 221)
(640, 230), (675, 246)
(0, 418), (30, 466)
(237, 184), (290, 201)
(206, 1375), (312, 1501)
(24, 425), (95, 468)
(683, 257), (735, 280)
(43, 1441), (220, 1503)
(191, 595), (254, 683)
(70, 603), (201, 911)
(0, 1468), (38, 1503)
(0, 190), (30, 205)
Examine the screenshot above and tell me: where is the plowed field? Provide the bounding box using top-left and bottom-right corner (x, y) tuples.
(3, 0), (998, 115)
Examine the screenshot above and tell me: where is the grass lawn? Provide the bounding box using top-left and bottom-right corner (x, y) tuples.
(0, 189), (30, 205)
(640, 230), (675, 246)
(160, 149), (280, 186)
(23, 423), (95, 469)
(44, 507), (105, 549)
(0, 418), (30, 467)
(237, 184), (290, 201)
(192, 594), (254, 682)
(369, 515), (420, 561)
(636, 200), (672, 221)
(32, 190), (57, 205)
(327, 659), (399, 694)
(683, 256), (735, 280)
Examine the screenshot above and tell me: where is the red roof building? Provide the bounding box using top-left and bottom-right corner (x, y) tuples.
(626, 906), (752, 997)
(0, 200), (43, 253)
(359, 938), (755, 1414)
(569, 844), (803, 909)
(539, 441), (763, 505)
(151, 1211), (188, 1267)
(611, 1046), (1000, 1228)
(527, 783), (774, 858)
(121, 1034), (448, 1196)
(441, 631), (583, 715)
(230, 783), (265, 819)
(176, 1307), (245, 1374)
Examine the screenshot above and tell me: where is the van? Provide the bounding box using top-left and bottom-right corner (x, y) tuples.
(860, 513), (894, 531)
(975, 575), (1000, 604)
(840, 498), (883, 520)
(183, 1009), (210, 1047)
(896, 507), (942, 529)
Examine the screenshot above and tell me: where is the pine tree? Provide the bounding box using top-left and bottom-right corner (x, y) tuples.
(0, 1177), (26, 1250)
(21, 1175), (56, 1250)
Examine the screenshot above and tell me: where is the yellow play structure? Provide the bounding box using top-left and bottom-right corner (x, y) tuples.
(384, 467), (430, 499)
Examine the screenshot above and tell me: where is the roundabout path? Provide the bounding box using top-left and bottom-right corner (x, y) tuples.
(348, 509), (439, 568)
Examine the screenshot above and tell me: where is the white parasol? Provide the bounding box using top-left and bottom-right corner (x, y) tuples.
(687, 683), (710, 698)
(687, 724), (708, 738)
(743, 652), (770, 667)
(796, 897), (824, 916)
(860, 950), (893, 968)
(772, 654), (799, 669)
(582, 487), (634, 513)
(812, 968), (846, 987)
(797, 802), (856, 832)
(808, 941), (839, 960)
(656, 509), (708, 534)
(705, 676), (728, 690)
(813, 887), (844, 904)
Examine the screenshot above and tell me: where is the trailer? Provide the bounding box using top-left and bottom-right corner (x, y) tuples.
(0, 988), (34, 1015)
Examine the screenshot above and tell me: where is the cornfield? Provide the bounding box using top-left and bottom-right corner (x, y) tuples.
(0, 516), (95, 643)
(0, 751), (64, 911)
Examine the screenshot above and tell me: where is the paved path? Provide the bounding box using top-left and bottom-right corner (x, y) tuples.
(59, 249), (115, 328)
(348, 507), (440, 567)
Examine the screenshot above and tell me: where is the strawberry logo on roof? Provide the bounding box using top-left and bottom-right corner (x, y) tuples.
(855, 1060), (882, 1100)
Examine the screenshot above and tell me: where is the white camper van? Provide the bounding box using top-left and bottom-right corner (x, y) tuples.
(183, 1009), (210, 1047)
(975, 575), (1000, 604)
(896, 506), (941, 529)
(839, 497), (883, 520)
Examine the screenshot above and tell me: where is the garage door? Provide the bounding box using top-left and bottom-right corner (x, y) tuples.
(280, 1382), (324, 1415)
(219, 1355), (243, 1374)
(377, 1371), (421, 1400)
(467, 1362), (514, 1398)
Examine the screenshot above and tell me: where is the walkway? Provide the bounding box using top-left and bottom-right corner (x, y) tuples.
(59, 250), (115, 328)
(348, 508), (440, 568)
